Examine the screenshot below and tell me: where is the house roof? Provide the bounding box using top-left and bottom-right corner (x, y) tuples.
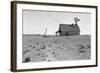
(59, 24), (80, 32)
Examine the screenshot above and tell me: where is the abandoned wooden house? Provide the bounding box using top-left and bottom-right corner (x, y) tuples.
(56, 23), (80, 36)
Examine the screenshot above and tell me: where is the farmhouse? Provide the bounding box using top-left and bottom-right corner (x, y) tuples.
(56, 23), (80, 36)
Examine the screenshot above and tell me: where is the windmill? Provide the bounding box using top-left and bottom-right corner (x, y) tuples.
(74, 17), (80, 24)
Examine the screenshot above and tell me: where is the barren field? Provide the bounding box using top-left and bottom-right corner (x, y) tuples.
(22, 35), (91, 63)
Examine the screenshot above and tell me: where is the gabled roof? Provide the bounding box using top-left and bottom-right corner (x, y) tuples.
(59, 24), (80, 32)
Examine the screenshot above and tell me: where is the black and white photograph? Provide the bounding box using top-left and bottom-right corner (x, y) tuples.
(22, 10), (91, 63)
(11, 1), (97, 72)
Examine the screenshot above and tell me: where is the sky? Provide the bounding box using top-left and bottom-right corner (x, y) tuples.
(23, 10), (91, 35)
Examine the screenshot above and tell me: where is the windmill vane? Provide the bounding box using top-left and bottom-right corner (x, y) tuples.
(74, 17), (80, 24)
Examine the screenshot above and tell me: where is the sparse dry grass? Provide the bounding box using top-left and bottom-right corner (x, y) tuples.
(22, 35), (91, 63)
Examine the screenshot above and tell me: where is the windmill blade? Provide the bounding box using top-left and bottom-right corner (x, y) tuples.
(74, 17), (80, 23)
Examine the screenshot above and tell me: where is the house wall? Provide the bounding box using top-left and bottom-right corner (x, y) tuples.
(75, 32), (80, 35)
(60, 31), (80, 36)
(60, 31), (68, 36)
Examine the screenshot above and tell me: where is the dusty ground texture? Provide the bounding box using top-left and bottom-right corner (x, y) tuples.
(22, 35), (91, 63)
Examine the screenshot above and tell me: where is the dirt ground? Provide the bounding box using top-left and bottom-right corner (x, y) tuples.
(22, 35), (91, 63)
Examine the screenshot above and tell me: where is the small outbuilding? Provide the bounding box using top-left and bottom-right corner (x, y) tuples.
(56, 23), (80, 36)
